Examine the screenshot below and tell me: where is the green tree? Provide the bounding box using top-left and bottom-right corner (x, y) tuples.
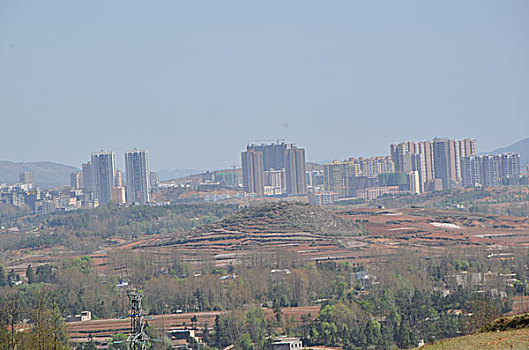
(0, 264), (6, 287)
(26, 264), (36, 284)
(35, 264), (56, 283)
(108, 333), (128, 350)
(23, 291), (70, 350)
(239, 333), (254, 350)
(396, 319), (414, 349)
(214, 315), (223, 348)
(76, 339), (97, 350)
(0, 290), (22, 350)
(191, 315), (198, 330)
(7, 269), (19, 287)
(273, 300), (283, 323)
(246, 308), (267, 347)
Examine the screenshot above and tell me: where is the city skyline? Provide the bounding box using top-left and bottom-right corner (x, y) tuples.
(1, 1), (527, 170)
(0, 135), (525, 174)
(0, 137), (523, 213)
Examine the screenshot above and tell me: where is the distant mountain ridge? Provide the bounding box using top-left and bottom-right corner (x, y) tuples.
(158, 168), (202, 181)
(0, 161), (78, 187)
(492, 137), (529, 166)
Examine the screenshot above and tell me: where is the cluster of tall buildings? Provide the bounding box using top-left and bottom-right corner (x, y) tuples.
(241, 141), (306, 196)
(0, 150), (157, 214)
(461, 153), (521, 188)
(322, 156), (398, 199)
(75, 149), (153, 206)
(240, 137), (524, 202)
(390, 138), (478, 192)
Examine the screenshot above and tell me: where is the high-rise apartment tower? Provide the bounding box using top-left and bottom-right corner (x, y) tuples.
(241, 148), (264, 194)
(285, 147), (307, 195)
(125, 149), (150, 204)
(91, 151), (116, 205)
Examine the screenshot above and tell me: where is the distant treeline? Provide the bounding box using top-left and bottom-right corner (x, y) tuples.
(374, 187), (529, 217)
(0, 203), (238, 252)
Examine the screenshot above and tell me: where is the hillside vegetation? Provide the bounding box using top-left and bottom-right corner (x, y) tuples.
(482, 312), (529, 332)
(419, 328), (529, 350)
(373, 187), (529, 217)
(0, 203), (238, 253)
(421, 313), (529, 349)
(196, 201), (361, 236)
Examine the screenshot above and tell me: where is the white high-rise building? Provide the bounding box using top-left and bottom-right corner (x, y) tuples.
(125, 149), (150, 204)
(461, 153), (520, 188)
(461, 156), (482, 188)
(91, 151), (116, 205)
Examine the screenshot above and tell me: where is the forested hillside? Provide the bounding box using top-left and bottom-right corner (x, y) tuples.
(0, 203), (238, 253)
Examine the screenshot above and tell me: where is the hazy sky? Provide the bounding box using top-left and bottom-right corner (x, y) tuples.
(1, 1), (528, 171)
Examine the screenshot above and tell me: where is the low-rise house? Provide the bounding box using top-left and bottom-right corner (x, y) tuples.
(272, 337), (302, 350)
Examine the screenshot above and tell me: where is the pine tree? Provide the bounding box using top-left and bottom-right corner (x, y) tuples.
(7, 269), (17, 287)
(214, 315), (223, 348)
(0, 264), (6, 287)
(26, 264), (36, 284)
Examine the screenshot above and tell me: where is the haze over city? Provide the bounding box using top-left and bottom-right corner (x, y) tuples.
(1, 1), (528, 171)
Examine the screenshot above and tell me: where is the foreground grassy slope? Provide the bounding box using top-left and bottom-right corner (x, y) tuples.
(421, 313), (529, 349)
(419, 328), (529, 349)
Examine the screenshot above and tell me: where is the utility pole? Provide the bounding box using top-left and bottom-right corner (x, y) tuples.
(127, 290), (149, 350)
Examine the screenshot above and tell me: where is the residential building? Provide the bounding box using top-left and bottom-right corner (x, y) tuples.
(479, 155), (498, 187)
(214, 170), (239, 187)
(454, 139), (478, 182)
(377, 171), (420, 194)
(34, 199), (55, 214)
(432, 138), (453, 190)
(306, 170), (325, 188)
(323, 160), (360, 199)
(91, 151), (116, 205)
(115, 169), (123, 187)
(285, 147), (306, 195)
(349, 176), (378, 195)
(351, 156), (395, 177)
(461, 153), (521, 188)
(70, 172), (83, 190)
(111, 186), (126, 204)
(356, 186), (400, 200)
(272, 337), (302, 350)
(390, 141), (416, 173)
(247, 141), (291, 171)
(19, 171), (33, 184)
(149, 171), (160, 188)
(408, 170), (421, 195)
(425, 179), (444, 192)
(308, 191), (335, 205)
(391, 138), (476, 191)
(82, 161), (93, 193)
(461, 156), (481, 188)
(391, 140), (432, 191)
(124, 149), (150, 204)
(242, 141), (306, 195)
(264, 169), (285, 193)
(241, 148), (264, 194)
(500, 153), (521, 178)
(264, 168), (285, 195)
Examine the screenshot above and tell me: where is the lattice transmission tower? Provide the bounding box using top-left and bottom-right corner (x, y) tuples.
(127, 290), (149, 350)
